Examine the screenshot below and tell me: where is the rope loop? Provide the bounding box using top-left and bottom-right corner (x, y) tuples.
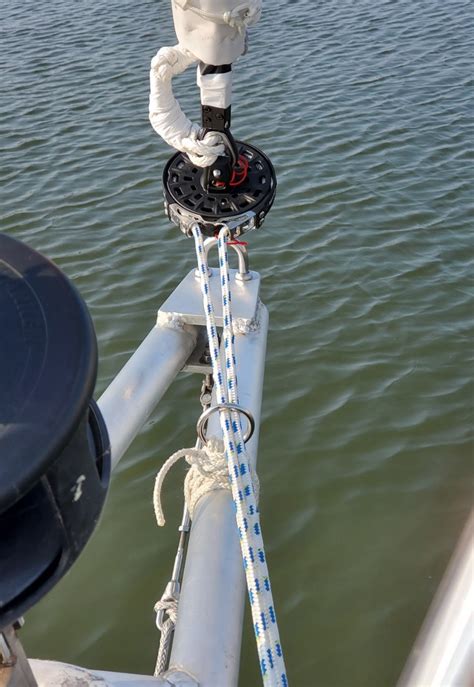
(149, 44), (225, 167)
(154, 587), (179, 676)
(154, 595), (178, 629)
(154, 439), (231, 526)
(153, 437), (260, 526)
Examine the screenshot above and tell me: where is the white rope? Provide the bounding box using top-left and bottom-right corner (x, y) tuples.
(153, 438), (259, 526)
(149, 44), (225, 167)
(192, 225), (289, 687)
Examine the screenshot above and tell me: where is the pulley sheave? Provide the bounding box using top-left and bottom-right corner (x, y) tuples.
(163, 140), (276, 238)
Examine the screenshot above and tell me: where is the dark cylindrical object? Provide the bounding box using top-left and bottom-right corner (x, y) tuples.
(0, 234), (110, 628)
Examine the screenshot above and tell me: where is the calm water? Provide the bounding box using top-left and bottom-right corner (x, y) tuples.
(1, 0), (473, 685)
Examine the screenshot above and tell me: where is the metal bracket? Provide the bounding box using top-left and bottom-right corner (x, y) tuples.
(198, 236), (252, 282)
(166, 201), (256, 238)
(0, 632), (15, 668)
(182, 327), (212, 374)
(0, 624), (38, 686)
(159, 268), (260, 330)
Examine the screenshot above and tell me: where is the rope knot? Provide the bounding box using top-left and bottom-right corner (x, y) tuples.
(153, 435), (259, 527)
(153, 582), (179, 676)
(154, 596), (178, 628)
(153, 438), (229, 527)
(186, 437), (226, 477)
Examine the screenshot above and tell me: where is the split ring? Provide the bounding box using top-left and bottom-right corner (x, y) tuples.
(196, 403), (255, 445)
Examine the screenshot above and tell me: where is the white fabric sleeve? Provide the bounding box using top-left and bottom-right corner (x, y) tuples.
(149, 44), (225, 167)
(172, 0), (261, 64)
(197, 69), (233, 109)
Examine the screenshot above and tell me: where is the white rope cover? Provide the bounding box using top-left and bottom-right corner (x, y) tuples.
(174, 0), (262, 34)
(149, 44), (225, 167)
(192, 225), (288, 687)
(197, 69), (233, 109)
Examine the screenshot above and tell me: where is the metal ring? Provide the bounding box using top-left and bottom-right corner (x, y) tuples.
(196, 403), (255, 445)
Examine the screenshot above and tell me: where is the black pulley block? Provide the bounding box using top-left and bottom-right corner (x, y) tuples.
(0, 234), (110, 628)
(163, 140), (276, 237)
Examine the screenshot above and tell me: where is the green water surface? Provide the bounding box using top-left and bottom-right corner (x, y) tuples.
(1, 1), (473, 685)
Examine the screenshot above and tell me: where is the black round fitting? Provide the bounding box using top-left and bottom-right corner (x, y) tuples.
(163, 140), (277, 237)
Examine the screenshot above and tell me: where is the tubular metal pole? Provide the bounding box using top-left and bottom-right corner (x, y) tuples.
(98, 322), (198, 470)
(1, 625), (37, 687)
(29, 659), (175, 686)
(167, 305), (269, 687)
(398, 511), (474, 687)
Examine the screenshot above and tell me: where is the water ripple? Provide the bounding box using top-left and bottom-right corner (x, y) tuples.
(2, 0), (473, 685)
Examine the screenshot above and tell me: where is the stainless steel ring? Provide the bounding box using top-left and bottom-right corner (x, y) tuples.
(196, 403), (255, 445)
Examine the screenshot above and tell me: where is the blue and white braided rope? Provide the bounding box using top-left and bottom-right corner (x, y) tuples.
(192, 225), (288, 687)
